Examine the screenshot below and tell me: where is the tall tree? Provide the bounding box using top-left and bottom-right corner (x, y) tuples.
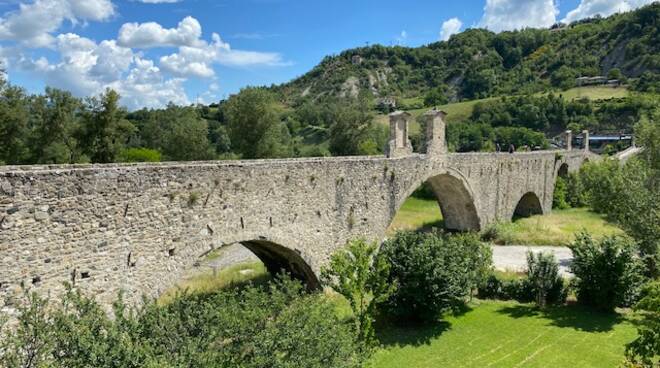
(0, 83), (30, 165)
(29, 88), (81, 164)
(79, 89), (135, 163)
(225, 87), (291, 159)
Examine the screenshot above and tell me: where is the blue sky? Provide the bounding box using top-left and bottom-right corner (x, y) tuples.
(0, 0), (653, 109)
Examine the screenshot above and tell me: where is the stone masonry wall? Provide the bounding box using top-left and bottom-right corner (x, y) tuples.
(0, 149), (593, 314)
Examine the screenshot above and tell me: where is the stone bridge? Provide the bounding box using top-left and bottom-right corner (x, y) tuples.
(0, 111), (595, 309)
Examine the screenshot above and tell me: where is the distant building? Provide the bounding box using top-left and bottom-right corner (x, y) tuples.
(376, 97), (396, 111)
(351, 55), (363, 65)
(575, 133), (633, 153)
(575, 76), (611, 86)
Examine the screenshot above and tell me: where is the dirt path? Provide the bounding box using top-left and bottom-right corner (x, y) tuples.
(204, 243), (573, 277)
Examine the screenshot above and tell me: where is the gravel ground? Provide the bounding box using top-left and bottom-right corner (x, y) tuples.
(204, 243), (574, 276)
(490, 245), (573, 276)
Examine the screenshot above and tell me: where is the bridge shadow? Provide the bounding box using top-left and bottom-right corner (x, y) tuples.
(495, 303), (624, 332)
(375, 304), (472, 347)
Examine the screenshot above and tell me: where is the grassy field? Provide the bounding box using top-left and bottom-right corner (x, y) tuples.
(377, 86), (630, 129)
(158, 261), (268, 304)
(388, 197), (622, 245)
(368, 299), (636, 368)
(387, 196), (443, 235)
(552, 86), (629, 101)
(492, 208), (624, 246)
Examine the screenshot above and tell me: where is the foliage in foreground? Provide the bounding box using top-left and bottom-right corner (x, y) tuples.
(321, 239), (395, 346)
(526, 251), (565, 308)
(570, 233), (646, 311)
(625, 280), (660, 367)
(379, 231), (492, 322)
(0, 278), (362, 368)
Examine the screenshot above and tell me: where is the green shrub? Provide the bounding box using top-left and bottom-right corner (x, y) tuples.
(118, 147), (162, 163)
(526, 252), (566, 308)
(321, 239), (395, 346)
(380, 231), (492, 321)
(478, 274), (533, 303)
(625, 280), (660, 367)
(0, 278), (363, 368)
(553, 176), (570, 209)
(570, 232), (646, 311)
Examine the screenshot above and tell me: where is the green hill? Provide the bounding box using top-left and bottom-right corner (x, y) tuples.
(274, 4), (659, 105)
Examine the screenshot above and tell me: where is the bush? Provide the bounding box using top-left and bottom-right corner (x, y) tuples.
(625, 280), (660, 367)
(570, 232), (646, 311)
(0, 278), (363, 368)
(321, 239), (395, 345)
(380, 231), (492, 321)
(118, 147), (162, 163)
(553, 176), (570, 209)
(526, 252), (566, 308)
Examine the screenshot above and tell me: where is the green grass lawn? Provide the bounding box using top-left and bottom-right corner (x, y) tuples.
(492, 208), (624, 246)
(368, 300), (636, 368)
(387, 197), (443, 235)
(388, 197), (622, 245)
(158, 261), (268, 304)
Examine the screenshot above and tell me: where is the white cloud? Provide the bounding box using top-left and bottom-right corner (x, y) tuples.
(479, 0), (559, 32)
(117, 16), (203, 48)
(159, 30), (286, 78)
(562, 0), (656, 23)
(440, 18), (462, 41)
(0, 0), (115, 47)
(15, 33), (188, 109)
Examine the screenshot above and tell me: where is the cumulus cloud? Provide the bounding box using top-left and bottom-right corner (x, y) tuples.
(0, 0), (115, 47)
(479, 0), (558, 32)
(118, 16), (203, 48)
(159, 28), (286, 78)
(562, 0), (656, 23)
(15, 32), (188, 109)
(440, 18), (462, 41)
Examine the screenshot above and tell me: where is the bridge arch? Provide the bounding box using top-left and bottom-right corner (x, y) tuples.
(557, 163), (569, 178)
(513, 192), (543, 219)
(240, 239), (320, 289)
(394, 170), (481, 231)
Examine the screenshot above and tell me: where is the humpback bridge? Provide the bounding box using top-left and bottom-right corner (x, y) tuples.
(0, 111), (594, 309)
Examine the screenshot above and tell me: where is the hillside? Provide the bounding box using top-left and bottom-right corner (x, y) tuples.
(274, 3), (660, 105)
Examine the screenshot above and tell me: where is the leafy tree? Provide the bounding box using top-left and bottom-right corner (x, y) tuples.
(161, 107), (215, 161)
(380, 231), (492, 321)
(328, 101), (384, 156)
(79, 89), (135, 163)
(29, 88), (81, 164)
(526, 252), (565, 308)
(423, 85), (448, 107)
(0, 84), (30, 165)
(225, 87), (292, 159)
(569, 232), (646, 311)
(625, 280), (660, 367)
(321, 239), (395, 345)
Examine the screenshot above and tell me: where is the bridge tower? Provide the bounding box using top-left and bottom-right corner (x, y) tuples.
(582, 130), (590, 151)
(564, 130), (573, 150)
(386, 111), (413, 158)
(423, 109), (448, 157)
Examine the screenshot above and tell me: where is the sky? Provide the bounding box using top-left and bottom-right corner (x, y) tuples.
(0, 0), (655, 110)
